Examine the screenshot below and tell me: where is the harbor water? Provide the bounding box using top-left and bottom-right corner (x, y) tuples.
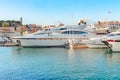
(0, 47), (120, 80)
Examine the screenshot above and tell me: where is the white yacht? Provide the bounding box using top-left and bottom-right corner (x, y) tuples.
(81, 31), (120, 49)
(81, 36), (107, 49)
(102, 31), (120, 52)
(12, 28), (95, 47)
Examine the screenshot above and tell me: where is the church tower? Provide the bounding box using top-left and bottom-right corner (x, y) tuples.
(20, 17), (23, 25)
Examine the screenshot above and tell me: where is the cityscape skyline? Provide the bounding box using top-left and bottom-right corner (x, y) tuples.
(0, 0), (119, 25)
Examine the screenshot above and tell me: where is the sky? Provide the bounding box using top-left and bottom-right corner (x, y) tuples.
(0, 0), (120, 25)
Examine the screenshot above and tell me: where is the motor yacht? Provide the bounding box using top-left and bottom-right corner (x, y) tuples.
(102, 31), (120, 52)
(81, 36), (107, 49)
(12, 28), (95, 47)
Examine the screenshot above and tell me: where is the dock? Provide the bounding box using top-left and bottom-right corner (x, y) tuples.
(65, 42), (88, 49)
(3, 41), (18, 47)
(71, 43), (88, 49)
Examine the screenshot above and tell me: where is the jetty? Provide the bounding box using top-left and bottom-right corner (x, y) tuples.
(65, 40), (88, 49)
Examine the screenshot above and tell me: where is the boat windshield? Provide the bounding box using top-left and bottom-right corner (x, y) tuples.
(59, 28), (67, 30)
(61, 31), (88, 34)
(107, 33), (120, 37)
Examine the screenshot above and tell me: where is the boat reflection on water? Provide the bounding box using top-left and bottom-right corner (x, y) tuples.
(11, 47), (114, 58)
(106, 49), (120, 65)
(1, 47), (120, 79)
(11, 47), (120, 68)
